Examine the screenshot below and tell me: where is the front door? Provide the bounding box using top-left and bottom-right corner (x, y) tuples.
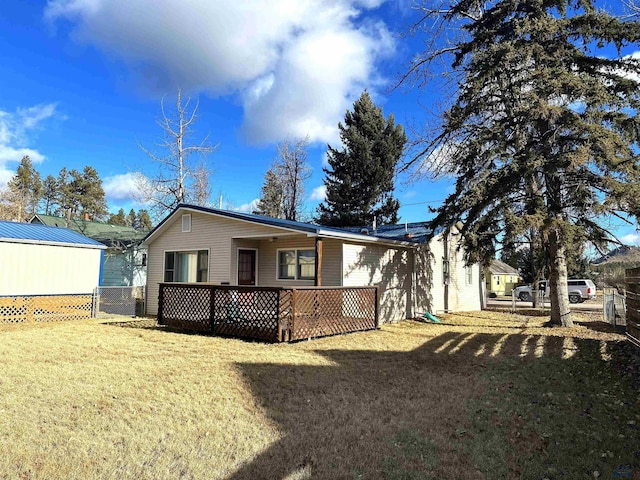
(238, 249), (257, 285)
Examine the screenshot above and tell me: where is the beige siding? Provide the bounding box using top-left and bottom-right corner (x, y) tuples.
(256, 237), (342, 287)
(146, 211), (343, 314)
(415, 232), (482, 315)
(146, 211), (295, 314)
(342, 242), (412, 324)
(0, 242), (102, 295)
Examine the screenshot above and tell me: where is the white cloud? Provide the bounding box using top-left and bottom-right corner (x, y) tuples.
(0, 103), (58, 188)
(45, 0), (394, 145)
(620, 232), (640, 245)
(233, 199), (259, 213)
(309, 185), (327, 202)
(103, 172), (144, 200)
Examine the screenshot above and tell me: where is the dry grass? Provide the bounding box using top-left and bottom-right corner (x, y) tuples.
(0, 312), (639, 479)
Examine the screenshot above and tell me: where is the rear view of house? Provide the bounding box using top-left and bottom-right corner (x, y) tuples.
(144, 205), (482, 326)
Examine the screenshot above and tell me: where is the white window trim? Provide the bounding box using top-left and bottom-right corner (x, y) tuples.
(276, 248), (316, 281)
(465, 265), (473, 285)
(236, 248), (258, 286)
(162, 248), (210, 283)
(182, 214), (192, 233)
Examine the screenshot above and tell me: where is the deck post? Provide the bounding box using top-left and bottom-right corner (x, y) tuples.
(315, 237), (323, 287)
(158, 283), (165, 325)
(374, 286), (380, 328)
(209, 285), (216, 333)
(291, 288), (297, 341)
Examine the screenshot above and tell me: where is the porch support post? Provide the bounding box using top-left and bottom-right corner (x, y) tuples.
(315, 237), (323, 287)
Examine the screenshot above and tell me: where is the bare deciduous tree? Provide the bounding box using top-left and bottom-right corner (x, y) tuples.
(274, 137), (311, 222)
(137, 88), (217, 220)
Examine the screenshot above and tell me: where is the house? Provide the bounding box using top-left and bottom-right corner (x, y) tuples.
(0, 220), (106, 296)
(486, 259), (521, 296)
(30, 214), (148, 287)
(143, 204), (482, 324)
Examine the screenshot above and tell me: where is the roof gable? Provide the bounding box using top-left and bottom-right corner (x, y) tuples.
(144, 204), (426, 247)
(0, 220), (107, 249)
(488, 259), (520, 275)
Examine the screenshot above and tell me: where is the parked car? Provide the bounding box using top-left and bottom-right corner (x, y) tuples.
(513, 279), (597, 304)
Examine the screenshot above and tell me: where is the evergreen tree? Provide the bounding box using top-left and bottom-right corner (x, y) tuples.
(317, 92), (406, 227)
(6, 156), (42, 221)
(403, 0), (640, 326)
(108, 208), (127, 226)
(253, 168), (283, 218)
(136, 209), (152, 231)
(127, 208), (136, 227)
(54, 166), (108, 222)
(41, 175), (57, 215)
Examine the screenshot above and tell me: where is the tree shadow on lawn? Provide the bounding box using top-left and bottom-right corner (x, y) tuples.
(230, 331), (640, 480)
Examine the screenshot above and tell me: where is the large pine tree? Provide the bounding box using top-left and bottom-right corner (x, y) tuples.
(317, 92), (406, 227)
(404, 0), (640, 326)
(6, 156), (42, 222)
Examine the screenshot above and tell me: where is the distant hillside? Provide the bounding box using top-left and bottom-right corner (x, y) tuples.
(592, 246), (640, 266)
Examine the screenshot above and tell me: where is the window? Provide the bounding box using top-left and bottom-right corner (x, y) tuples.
(465, 266), (473, 285)
(164, 250), (208, 282)
(495, 275), (500, 285)
(182, 214), (192, 233)
(278, 249), (316, 280)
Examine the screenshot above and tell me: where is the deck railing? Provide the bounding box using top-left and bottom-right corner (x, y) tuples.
(157, 283), (379, 342)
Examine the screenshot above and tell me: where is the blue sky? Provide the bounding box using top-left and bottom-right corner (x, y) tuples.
(1, 1), (639, 247)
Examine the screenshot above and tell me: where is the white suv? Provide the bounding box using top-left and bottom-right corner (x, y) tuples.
(513, 279), (596, 304)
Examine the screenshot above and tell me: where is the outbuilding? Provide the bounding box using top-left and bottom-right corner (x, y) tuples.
(0, 220), (107, 296)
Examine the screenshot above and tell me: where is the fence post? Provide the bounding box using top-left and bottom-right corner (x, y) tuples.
(209, 285), (216, 333)
(291, 288), (297, 340)
(158, 283), (165, 325)
(92, 287), (98, 318)
(277, 290), (284, 342)
(374, 286), (380, 328)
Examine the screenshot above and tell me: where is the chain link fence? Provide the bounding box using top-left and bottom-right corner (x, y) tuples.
(94, 286), (145, 318)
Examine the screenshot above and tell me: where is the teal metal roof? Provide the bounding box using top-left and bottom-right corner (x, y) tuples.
(0, 220), (107, 249)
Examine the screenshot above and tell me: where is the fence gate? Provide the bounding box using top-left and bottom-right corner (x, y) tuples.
(94, 286), (144, 318)
(603, 288), (626, 327)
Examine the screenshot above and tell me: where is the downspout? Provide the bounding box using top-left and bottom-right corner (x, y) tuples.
(443, 230), (449, 313)
(411, 247), (417, 318)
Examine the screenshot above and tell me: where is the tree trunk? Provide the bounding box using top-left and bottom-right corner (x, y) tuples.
(548, 228), (573, 326)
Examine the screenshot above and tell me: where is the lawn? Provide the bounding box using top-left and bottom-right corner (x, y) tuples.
(1, 312), (639, 479)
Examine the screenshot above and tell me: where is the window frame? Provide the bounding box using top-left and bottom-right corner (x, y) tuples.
(465, 265), (473, 285)
(181, 214), (192, 233)
(276, 248), (316, 281)
(163, 248), (209, 283)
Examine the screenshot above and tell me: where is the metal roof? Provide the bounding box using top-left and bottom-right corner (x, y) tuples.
(145, 204), (437, 246)
(488, 259), (520, 275)
(31, 214), (147, 246)
(0, 220), (107, 249)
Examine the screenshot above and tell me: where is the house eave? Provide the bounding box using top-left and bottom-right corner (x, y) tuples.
(0, 237), (108, 250)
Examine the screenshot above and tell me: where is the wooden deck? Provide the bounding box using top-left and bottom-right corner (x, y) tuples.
(157, 284), (379, 342)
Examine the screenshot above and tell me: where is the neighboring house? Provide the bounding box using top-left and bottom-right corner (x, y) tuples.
(30, 214), (148, 287)
(143, 204), (482, 323)
(0, 220), (106, 295)
(486, 259), (521, 296)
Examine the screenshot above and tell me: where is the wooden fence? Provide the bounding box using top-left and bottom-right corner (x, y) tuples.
(0, 294), (94, 324)
(157, 283), (379, 342)
(625, 268), (640, 348)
